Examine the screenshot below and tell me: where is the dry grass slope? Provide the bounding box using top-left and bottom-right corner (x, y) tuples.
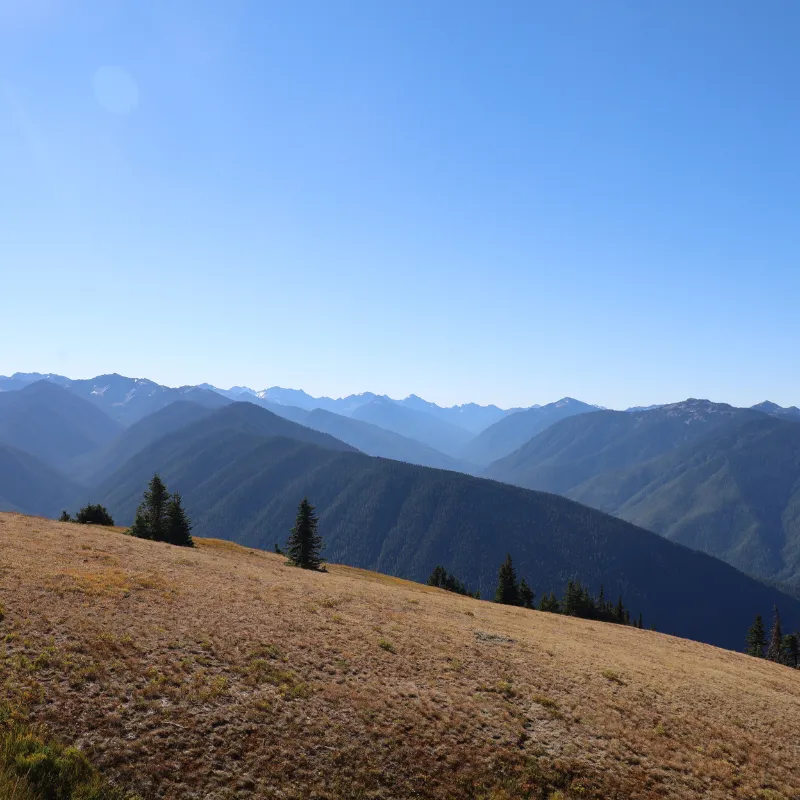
(1, 512), (799, 799)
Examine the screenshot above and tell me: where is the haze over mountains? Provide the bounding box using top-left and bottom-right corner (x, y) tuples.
(2, 369), (800, 632)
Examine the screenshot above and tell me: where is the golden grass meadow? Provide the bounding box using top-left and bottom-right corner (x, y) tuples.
(1, 512), (799, 799)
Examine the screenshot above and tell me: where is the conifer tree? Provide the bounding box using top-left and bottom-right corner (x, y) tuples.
(58, 510), (71, 522)
(782, 633), (799, 668)
(539, 592), (559, 613)
(766, 606), (783, 662)
(286, 497), (324, 570)
(746, 614), (766, 658)
(563, 580), (578, 616)
(519, 578), (535, 609)
(494, 554), (520, 605)
(130, 474), (170, 542)
(637, 612), (643, 629)
(165, 492), (193, 547)
(427, 565), (447, 588)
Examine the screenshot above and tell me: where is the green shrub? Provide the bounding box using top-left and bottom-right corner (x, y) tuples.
(0, 720), (138, 800)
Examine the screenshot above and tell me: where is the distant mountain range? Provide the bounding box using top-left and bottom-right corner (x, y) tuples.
(0, 372), (227, 425)
(3, 370), (800, 605)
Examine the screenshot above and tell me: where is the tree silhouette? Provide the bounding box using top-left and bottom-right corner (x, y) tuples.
(766, 606), (783, 662)
(746, 614), (766, 658)
(165, 492), (193, 547)
(286, 497), (324, 570)
(494, 554), (520, 605)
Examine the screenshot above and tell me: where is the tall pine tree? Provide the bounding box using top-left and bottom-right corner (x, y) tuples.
(494, 554), (520, 605)
(286, 497), (324, 570)
(746, 614), (766, 658)
(165, 492), (193, 547)
(130, 474), (171, 543)
(766, 606), (783, 662)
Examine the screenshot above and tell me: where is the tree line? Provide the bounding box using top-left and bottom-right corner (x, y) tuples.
(429, 554), (645, 629)
(746, 608), (799, 668)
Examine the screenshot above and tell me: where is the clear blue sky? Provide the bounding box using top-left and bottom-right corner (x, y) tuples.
(2, 1), (798, 409)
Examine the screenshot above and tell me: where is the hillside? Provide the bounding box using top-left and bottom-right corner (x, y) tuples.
(351, 397), (474, 457)
(463, 398), (596, 466)
(485, 400), (763, 495)
(70, 400), (218, 484)
(1, 513), (798, 800)
(233, 399), (473, 472)
(571, 415), (800, 589)
(0, 381), (122, 468)
(85, 409), (800, 650)
(302, 408), (473, 471)
(0, 446), (82, 516)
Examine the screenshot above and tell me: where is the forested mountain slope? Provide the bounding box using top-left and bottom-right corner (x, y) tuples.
(351, 397), (474, 457)
(70, 400), (218, 484)
(571, 415), (800, 589)
(0, 446), (82, 516)
(485, 400), (763, 494)
(463, 398), (596, 466)
(0, 381), (122, 468)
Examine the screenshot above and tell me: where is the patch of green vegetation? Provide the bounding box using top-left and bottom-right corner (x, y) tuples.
(601, 669), (627, 686)
(378, 638), (396, 653)
(532, 694), (563, 718)
(0, 709), (139, 800)
(242, 659), (311, 699)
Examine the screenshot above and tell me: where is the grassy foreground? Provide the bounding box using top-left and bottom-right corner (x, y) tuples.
(0, 512), (798, 799)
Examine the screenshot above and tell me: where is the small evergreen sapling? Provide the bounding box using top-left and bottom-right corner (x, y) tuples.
(286, 497), (324, 570)
(58, 511), (71, 522)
